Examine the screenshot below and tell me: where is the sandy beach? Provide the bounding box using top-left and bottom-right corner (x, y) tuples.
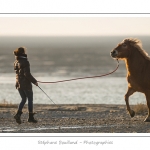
(1, 36), (150, 133)
(0, 104), (150, 133)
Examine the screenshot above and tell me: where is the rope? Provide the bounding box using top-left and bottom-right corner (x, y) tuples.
(37, 59), (119, 84)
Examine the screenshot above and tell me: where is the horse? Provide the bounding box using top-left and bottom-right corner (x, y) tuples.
(110, 38), (150, 122)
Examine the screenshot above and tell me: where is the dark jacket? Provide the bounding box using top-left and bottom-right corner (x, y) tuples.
(14, 54), (37, 90)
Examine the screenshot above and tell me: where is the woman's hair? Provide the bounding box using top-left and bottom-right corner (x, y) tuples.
(13, 47), (26, 56)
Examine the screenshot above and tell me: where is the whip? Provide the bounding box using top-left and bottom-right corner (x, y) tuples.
(37, 85), (56, 105)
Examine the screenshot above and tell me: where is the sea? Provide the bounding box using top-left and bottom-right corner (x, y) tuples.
(0, 36), (149, 104)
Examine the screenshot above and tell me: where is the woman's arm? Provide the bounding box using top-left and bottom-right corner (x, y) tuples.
(23, 61), (38, 85)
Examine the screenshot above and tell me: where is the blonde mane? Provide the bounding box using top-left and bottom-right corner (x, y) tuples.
(123, 38), (150, 61)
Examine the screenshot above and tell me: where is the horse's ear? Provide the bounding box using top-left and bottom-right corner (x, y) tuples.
(122, 39), (129, 44)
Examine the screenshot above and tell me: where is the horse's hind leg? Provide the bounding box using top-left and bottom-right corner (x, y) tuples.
(125, 87), (136, 118)
(144, 91), (150, 122)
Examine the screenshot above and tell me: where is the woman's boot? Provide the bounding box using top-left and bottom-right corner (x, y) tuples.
(14, 110), (22, 124)
(28, 112), (37, 123)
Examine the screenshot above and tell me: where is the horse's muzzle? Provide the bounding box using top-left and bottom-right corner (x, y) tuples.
(110, 50), (118, 58)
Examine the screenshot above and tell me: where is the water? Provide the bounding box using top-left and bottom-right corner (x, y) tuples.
(0, 36), (149, 104)
(0, 75), (146, 105)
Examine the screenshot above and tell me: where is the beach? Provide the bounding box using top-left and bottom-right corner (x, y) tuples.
(1, 36), (150, 133)
(0, 104), (149, 133)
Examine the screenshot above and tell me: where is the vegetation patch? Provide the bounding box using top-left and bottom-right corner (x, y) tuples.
(133, 103), (147, 114)
(0, 99), (17, 108)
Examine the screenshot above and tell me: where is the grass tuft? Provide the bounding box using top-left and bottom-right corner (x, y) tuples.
(133, 103), (147, 114)
(0, 99), (16, 108)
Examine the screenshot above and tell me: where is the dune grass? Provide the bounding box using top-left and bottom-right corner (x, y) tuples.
(133, 103), (147, 114)
(0, 99), (16, 108)
(0, 99), (148, 112)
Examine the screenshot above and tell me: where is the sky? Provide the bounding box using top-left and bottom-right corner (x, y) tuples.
(1, 17), (150, 36)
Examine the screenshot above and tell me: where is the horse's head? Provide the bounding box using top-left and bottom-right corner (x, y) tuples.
(110, 39), (133, 59)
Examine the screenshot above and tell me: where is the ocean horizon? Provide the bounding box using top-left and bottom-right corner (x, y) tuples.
(0, 36), (149, 104)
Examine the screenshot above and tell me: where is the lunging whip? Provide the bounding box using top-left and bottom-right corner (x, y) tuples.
(37, 85), (56, 105)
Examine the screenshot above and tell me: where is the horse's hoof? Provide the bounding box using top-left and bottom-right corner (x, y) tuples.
(130, 110), (135, 118)
(144, 117), (150, 122)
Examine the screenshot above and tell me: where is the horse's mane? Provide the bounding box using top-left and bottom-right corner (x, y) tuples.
(123, 38), (150, 61)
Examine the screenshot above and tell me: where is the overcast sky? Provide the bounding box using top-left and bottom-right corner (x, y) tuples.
(1, 17), (150, 36)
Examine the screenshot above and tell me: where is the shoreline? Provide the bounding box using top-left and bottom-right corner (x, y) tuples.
(0, 104), (150, 133)
(0, 104), (149, 133)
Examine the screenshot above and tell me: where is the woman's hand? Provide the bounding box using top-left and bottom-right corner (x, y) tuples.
(34, 82), (38, 86)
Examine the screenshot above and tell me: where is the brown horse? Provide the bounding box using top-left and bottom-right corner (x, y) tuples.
(111, 38), (150, 122)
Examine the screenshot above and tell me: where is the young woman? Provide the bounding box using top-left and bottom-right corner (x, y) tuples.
(13, 47), (38, 124)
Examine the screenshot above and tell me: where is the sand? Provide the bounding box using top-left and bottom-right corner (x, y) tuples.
(0, 104), (150, 133)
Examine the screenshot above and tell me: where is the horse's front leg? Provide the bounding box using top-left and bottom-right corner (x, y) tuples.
(144, 91), (150, 122)
(125, 87), (136, 117)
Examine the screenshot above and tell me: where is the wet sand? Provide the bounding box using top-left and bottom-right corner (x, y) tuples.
(0, 104), (150, 133)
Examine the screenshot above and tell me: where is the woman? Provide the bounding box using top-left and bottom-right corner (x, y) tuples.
(13, 47), (38, 124)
